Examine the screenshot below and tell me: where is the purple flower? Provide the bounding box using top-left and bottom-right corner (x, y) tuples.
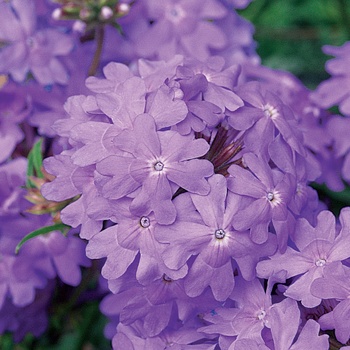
(90, 67), (188, 131)
(227, 82), (305, 156)
(257, 209), (350, 307)
(211, 8), (259, 66)
(0, 0), (74, 85)
(310, 42), (350, 116)
(100, 272), (219, 338)
(0, 158), (28, 216)
(132, 0), (228, 61)
(325, 115), (350, 184)
(21, 221), (91, 286)
(41, 154), (85, 202)
(311, 262), (350, 344)
(156, 174), (276, 298)
(86, 197), (187, 284)
(60, 183), (103, 240)
(112, 322), (215, 349)
(138, 55), (184, 91)
(97, 113), (213, 224)
(0, 81), (29, 163)
(199, 273), (285, 347)
(86, 62), (135, 93)
(179, 56), (243, 113)
(0, 282), (53, 342)
(0, 159), (48, 308)
(228, 152), (293, 248)
(269, 297), (329, 350)
(240, 62), (331, 190)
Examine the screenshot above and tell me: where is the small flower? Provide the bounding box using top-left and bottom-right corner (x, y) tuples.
(228, 152), (293, 248)
(257, 209), (350, 307)
(0, 0), (74, 85)
(97, 113), (213, 224)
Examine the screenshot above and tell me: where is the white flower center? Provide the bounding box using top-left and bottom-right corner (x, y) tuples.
(139, 216), (151, 228)
(166, 5), (185, 23)
(266, 190), (282, 207)
(315, 258), (326, 267)
(267, 192), (274, 201)
(215, 228), (226, 240)
(296, 183), (303, 195)
(154, 161), (164, 171)
(263, 104), (279, 120)
(256, 309), (266, 320)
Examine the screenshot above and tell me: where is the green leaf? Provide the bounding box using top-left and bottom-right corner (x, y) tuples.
(15, 223), (70, 254)
(26, 138), (44, 187)
(0, 334), (15, 350)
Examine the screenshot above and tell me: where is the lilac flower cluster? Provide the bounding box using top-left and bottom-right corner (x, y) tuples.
(41, 52), (346, 348)
(1, 0), (350, 349)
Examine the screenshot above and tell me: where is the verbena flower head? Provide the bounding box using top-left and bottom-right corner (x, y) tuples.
(39, 53), (336, 347)
(2, 0), (350, 347)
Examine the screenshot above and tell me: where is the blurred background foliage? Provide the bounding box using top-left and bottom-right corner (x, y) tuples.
(239, 0), (350, 88)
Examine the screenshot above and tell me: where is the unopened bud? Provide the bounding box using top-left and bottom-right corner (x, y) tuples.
(100, 6), (113, 20)
(117, 2), (130, 15)
(73, 20), (86, 33)
(52, 8), (62, 20)
(79, 8), (91, 20)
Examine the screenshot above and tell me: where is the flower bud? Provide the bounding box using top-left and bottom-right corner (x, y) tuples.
(100, 6), (113, 20)
(73, 20), (86, 33)
(79, 8), (92, 20)
(52, 8), (62, 20)
(116, 2), (130, 15)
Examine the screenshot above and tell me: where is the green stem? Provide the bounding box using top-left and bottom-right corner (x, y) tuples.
(88, 25), (105, 76)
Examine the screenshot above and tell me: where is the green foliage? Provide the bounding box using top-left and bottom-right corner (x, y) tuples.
(312, 183), (350, 216)
(239, 0), (350, 88)
(0, 301), (111, 350)
(26, 138), (44, 188)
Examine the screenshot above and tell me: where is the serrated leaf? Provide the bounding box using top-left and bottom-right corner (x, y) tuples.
(15, 223), (70, 254)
